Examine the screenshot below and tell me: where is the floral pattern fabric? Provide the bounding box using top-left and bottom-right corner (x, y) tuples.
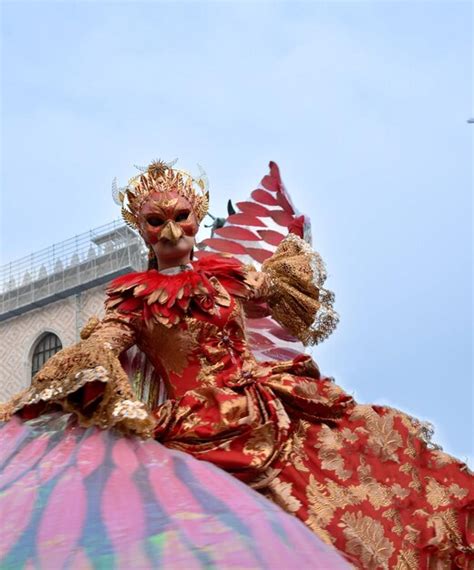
(107, 254), (474, 568)
(2, 249), (473, 568)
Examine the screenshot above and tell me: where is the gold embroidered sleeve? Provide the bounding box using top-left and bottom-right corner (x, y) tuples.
(242, 265), (272, 301)
(260, 233), (339, 345)
(0, 310), (155, 438)
(79, 309), (137, 354)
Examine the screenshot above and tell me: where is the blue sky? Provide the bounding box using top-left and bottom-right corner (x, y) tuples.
(1, 1), (472, 461)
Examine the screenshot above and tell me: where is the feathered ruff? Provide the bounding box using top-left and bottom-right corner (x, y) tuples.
(106, 254), (249, 327)
(190, 254), (249, 297)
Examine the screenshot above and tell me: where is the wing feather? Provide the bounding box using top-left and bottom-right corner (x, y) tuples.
(197, 161), (314, 360)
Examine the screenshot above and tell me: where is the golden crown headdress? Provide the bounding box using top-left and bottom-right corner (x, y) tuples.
(112, 159), (210, 229)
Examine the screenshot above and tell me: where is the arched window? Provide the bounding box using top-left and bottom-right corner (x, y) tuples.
(31, 333), (62, 378)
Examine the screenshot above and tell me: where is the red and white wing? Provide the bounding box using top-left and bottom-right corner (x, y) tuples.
(120, 347), (168, 406)
(196, 161), (311, 362)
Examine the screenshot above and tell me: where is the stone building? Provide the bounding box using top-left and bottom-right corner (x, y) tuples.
(0, 221), (146, 401)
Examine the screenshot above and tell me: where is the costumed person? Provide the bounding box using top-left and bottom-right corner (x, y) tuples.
(0, 167), (349, 570)
(1, 159), (473, 569)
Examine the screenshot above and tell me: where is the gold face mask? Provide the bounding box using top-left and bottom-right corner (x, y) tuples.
(138, 192), (199, 247)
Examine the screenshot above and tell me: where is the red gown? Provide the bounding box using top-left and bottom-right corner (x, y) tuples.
(3, 236), (473, 569)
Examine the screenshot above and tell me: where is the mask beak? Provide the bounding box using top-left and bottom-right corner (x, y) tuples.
(160, 221), (184, 244)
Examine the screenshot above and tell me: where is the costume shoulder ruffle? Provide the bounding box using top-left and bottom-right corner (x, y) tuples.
(261, 233), (339, 345)
(106, 253), (251, 327)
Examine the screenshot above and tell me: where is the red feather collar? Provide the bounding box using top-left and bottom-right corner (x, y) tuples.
(106, 254), (249, 327)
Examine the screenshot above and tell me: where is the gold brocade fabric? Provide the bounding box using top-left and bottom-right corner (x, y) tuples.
(261, 233), (339, 345)
(0, 311), (155, 438)
(1, 245), (473, 568)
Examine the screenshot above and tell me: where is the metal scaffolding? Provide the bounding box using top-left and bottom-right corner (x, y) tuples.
(0, 220), (147, 321)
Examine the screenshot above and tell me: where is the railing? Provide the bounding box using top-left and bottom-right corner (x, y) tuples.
(0, 220), (147, 317)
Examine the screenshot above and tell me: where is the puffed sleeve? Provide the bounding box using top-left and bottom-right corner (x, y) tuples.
(0, 308), (155, 438)
(254, 233), (339, 346)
